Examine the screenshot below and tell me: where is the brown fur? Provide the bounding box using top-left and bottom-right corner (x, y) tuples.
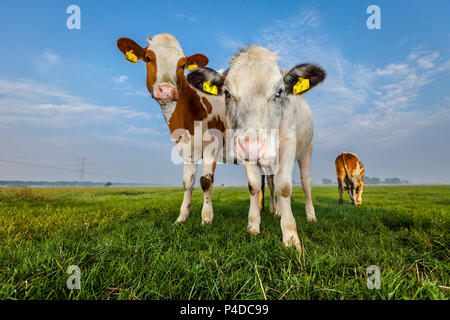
(259, 175), (265, 212)
(116, 37), (219, 136)
(335, 152), (365, 206)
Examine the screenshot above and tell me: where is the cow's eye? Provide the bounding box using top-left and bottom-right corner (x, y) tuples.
(223, 89), (230, 97)
(276, 88), (283, 97)
(145, 56), (151, 63)
(181, 64), (186, 69)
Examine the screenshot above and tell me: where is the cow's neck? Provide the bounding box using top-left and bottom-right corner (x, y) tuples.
(162, 76), (208, 135)
(160, 101), (177, 124)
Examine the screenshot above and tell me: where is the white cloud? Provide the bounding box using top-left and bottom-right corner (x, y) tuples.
(120, 125), (162, 136)
(113, 75), (128, 84)
(251, 7), (450, 150)
(123, 90), (148, 97)
(175, 13), (198, 24)
(0, 78), (151, 128)
(43, 48), (60, 64)
(219, 34), (246, 51)
(375, 63), (409, 76)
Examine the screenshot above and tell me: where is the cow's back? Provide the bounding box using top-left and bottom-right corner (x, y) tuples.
(335, 152), (364, 181)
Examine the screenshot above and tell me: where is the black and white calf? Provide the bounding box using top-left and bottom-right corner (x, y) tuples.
(187, 46), (326, 251)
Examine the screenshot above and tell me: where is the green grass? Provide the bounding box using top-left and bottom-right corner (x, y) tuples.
(0, 185), (448, 300)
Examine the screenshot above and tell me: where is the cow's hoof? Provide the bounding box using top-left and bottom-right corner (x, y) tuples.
(174, 217), (186, 224)
(306, 215), (317, 222)
(270, 203), (276, 214)
(283, 235), (303, 253)
(247, 226), (260, 235)
(201, 219), (213, 225)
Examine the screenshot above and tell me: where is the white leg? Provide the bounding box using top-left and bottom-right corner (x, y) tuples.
(275, 138), (302, 252)
(176, 163), (198, 223)
(245, 162), (263, 235)
(199, 161), (216, 225)
(298, 143), (316, 222)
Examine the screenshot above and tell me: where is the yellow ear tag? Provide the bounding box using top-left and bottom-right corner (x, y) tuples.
(187, 63), (198, 71)
(293, 77), (310, 95)
(203, 81), (218, 95)
(125, 50), (138, 64)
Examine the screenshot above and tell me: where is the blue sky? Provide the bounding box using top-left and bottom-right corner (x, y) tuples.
(0, 0), (449, 184)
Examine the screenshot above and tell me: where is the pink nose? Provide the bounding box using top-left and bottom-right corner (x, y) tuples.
(235, 136), (267, 161)
(155, 85), (177, 100)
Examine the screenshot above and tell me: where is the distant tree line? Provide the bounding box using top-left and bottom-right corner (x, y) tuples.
(0, 180), (98, 187)
(0, 181), (146, 187)
(322, 177), (410, 185)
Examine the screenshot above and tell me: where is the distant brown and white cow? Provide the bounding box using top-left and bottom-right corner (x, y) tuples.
(117, 34), (274, 224)
(335, 152), (365, 206)
(187, 46), (326, 251)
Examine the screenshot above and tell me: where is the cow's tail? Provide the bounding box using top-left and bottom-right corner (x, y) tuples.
(342, 152), (351, 178)
(259, 174), (265, 212)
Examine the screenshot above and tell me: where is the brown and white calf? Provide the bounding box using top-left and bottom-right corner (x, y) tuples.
(117, 34), (274, 224)
(335, 152), (365, 206)
(187, 46), (326, 251)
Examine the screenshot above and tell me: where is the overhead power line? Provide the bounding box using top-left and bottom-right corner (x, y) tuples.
(0, 159), (151, 183)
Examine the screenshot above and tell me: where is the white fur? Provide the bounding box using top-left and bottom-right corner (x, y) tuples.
(224, 46), (318, 252)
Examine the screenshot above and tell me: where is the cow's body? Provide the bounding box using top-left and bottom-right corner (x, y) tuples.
(117, 34), (274, 224)
(187, 46), (326, 251)
(335, 152), (365, 206)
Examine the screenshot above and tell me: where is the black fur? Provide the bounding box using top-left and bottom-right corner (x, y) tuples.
(186, 67), (224, 95)
(283, 64), (326, 95)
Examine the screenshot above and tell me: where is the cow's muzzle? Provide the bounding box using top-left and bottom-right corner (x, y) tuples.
(235, 136), (268, 162)
(154, 85), (178, 103)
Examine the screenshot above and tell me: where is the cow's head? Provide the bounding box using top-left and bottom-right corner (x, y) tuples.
(187, 46), (325, 163)
(117, 33), (209, 104)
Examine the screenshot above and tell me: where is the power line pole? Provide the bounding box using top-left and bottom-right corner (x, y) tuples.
(75, 156), (89, 186)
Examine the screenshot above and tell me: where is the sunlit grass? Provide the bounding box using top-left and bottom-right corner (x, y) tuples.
(0, 185), (448, 299)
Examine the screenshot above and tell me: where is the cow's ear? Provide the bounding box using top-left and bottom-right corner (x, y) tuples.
(284, 64), (326, 96)
(186, 54), (209, 69)
(117, 38), (146, 64)
(186, 67), (224, 96)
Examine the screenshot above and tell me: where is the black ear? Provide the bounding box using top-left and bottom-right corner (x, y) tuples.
(284, 64), (326, 95)
(186, 67), (224, 96)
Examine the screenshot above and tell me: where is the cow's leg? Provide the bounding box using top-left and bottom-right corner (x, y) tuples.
(275, 138), (302, 252)
(347, 188), (353, 203)
(266, 174), (276, 214)
(176, 163), (198, 223)
(356, 181), (364, 206)
(348, 185), (356, 205)
(337, 178), (344, 206)
(245, 162), (263, 235)
(298, 143), (316, 222)
(199, 161), (216, 225)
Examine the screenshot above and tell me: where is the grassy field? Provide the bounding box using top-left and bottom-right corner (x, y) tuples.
(0, 185), (448, 300)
